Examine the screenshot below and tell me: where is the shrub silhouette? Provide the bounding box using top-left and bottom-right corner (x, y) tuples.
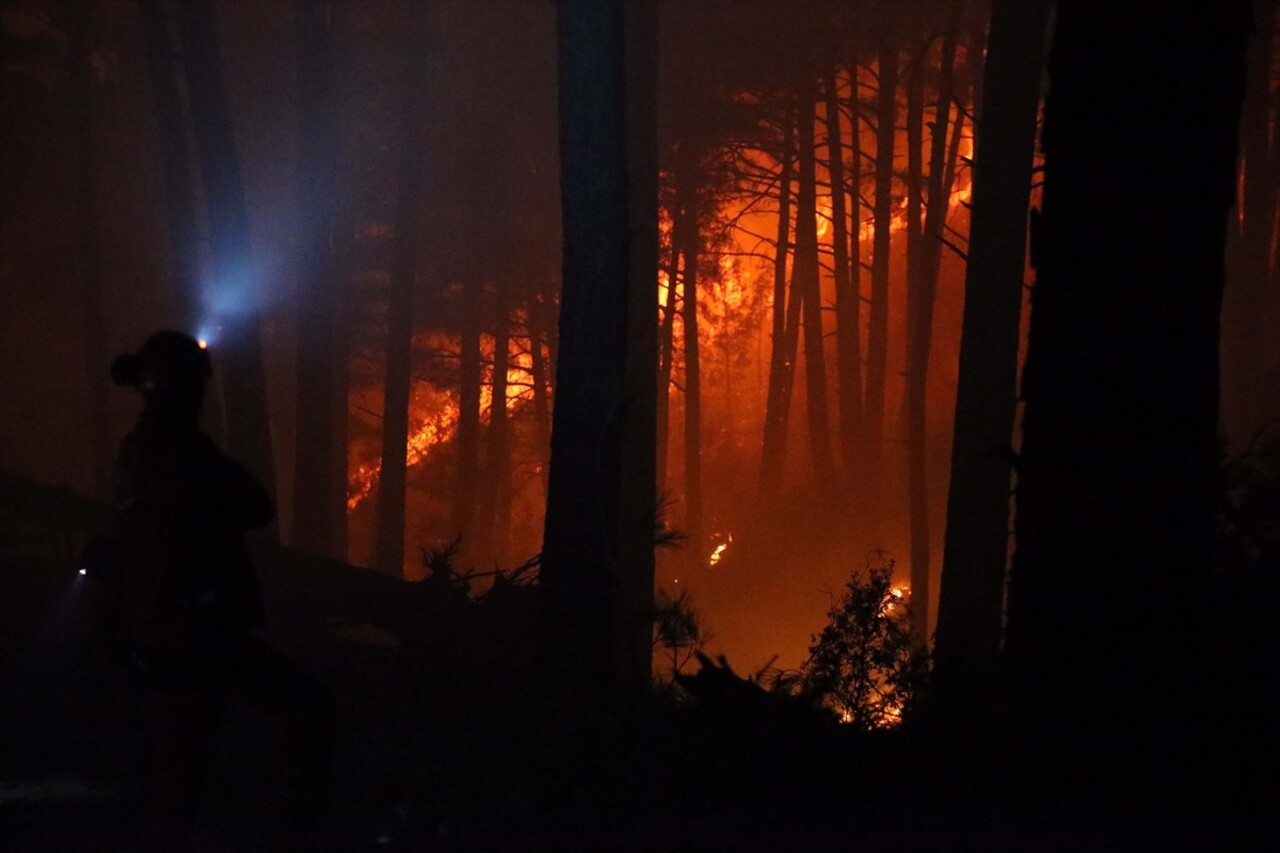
(801, 557), (927, 730)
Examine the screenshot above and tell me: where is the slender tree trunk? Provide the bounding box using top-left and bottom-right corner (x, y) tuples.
(330, 228), (350, 559)
(848, 61), (865, 478)
(657, 180), (686, 495)
(138, 0), (199, 330)
(1004, 0), (1249, 740)
(454, 281), (481, 546)
(825, 63), (861, 483)
(906, 2), (962, 649)
(759, 107), (795, 494)
(485, 294), (513, 565)
(68, 3), (113, 500)
(795, 88), (836, 485)
(867, 40), (897, 502)
(933, 0), (1050, 702)
(293, 0), (340, 556)
(527, 294), (552, 497)
(374, 102), (422, 578)
(177, 0), (276, 525)
(681, 181), (704, 568)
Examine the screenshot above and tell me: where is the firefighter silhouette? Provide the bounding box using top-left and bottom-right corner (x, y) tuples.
(111, 330), (331, 843)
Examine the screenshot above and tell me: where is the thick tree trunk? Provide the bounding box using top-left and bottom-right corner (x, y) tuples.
(292, 0), (341, 557)
(68, 4), (113, 500)
(177, 0), (277, 526)
(906, 3), (962, 649)
(934, 0), (1051, 701)
(374, 103), (422, 578)
(795, 89), (836, 486)
(759, 107), (795, 494)
(867, 40), (897, 501)
(825, 64), (862, 483)
(542, 0), (655, 710)
(617, 0), (659, 699)
(1004, 0), (1249, 739)
(138, 0), (199, 330)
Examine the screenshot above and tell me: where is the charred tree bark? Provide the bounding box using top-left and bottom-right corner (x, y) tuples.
(825, 63), (862, 483)
(68, 4), (113, 500)
(867, 40), (897, 501)
(795, 89), (836, 486)
(934, 0), (1050, 702)
(906, 2), (962, 650)
(759, 106), (796, 495)
(138, 0), (199, 329)
(374, 102), (422, 578)
(292, 0), (342, 557)
(1004, 0), (1249, 744)
(177, 0), (276, 526)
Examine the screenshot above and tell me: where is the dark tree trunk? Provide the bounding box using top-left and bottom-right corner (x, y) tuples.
(681, 182), (704, 568)
(1004, 0), (1249, 740)
(374, 103), (422, 578)
(483, 295), (513, 566)
(527, 294), (553, 497)
(138, 0), (199, 330)
(657, 175), (687, 496)
(329, 209), (354, 560)
(177, 0), (277, 525)
(795, 89), (835, 485)
(1222, 0), (1279, 445)
(825, 63), (862, 483)
(905, 2), (962, 649)
(68, 3), (113, 500)
(292, 0), (342, 557)
(454, 281), (481, 546)
(848, 61), (865, 373)
(867, 40), (897, 500)
(759, 107), (796, 494)
(617, 0), (659, 699)
(542, 0), (657, 710)
(933, 0), (1051, 701)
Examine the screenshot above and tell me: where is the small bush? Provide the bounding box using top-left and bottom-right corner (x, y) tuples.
(652, 587), (707, 682)
(801, 557), (927, 731)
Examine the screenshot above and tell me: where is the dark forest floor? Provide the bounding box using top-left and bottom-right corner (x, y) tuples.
(1, 484), (1275, 851)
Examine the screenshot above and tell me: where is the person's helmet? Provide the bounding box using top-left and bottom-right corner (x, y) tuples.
(110, 331), (212, 403)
